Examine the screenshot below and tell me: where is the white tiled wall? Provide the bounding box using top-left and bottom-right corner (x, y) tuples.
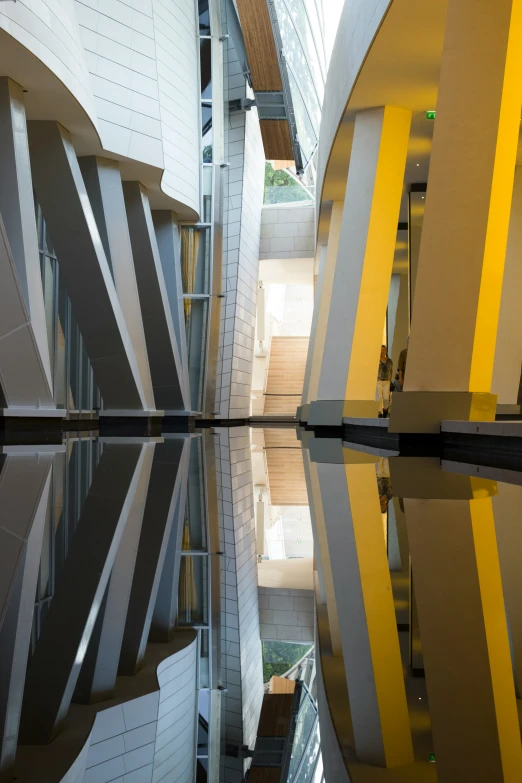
(258, 587), (315, 644)
(215, 38), (265, 420)
(214, 427), (264, 783)
(66, 636), (197, 783)
(153, 0), (200, 215)
(259, 204), (315, 260)
(0, 0), (97, 125)
(76, 0), (163, 169)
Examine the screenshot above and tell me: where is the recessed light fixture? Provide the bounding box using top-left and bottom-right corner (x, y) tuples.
(416, 163), (420, 167)
(422, 196), (425, 200)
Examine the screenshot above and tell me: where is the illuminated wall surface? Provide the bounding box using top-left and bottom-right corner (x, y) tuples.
(4, 1), (522, 783)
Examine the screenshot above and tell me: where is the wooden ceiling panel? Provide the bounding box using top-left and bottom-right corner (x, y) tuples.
(265, 428), (308, 506)
(260, 119), (294, 162)
(235, 0), (282, 91)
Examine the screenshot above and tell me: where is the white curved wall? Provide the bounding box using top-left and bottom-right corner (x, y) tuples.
(0, 0), (200, 217)
(0, 0), (97, 127)
(153, 0), (200, 215)
(316, 0), (392, 199)
(58, 634), (198, 783)
(76, 0), (164, 169)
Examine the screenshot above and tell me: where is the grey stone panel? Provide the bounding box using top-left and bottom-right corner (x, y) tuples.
(79, 157), (155, 411)
(27, 122), (147, 410)
(123, 183), (187, 412)
(0, 77), (53, 400)
(119, 439), (189, 675)
(0, 456), (52, 773)
(152, 211), (190, 406)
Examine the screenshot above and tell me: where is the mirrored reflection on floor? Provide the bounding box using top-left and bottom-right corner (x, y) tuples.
(304, 433), (522, 783)
(4, 424), (522, 783)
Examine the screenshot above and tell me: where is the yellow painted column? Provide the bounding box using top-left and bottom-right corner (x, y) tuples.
(316, 448), (413, 768)
(492, 482), (522, 698)
(391, 459), (522, 781)
(309, 106), (411, 426)
(492, 167), (522, 411)
(391, 0), (522, 433)
(303, 201), (343, 420)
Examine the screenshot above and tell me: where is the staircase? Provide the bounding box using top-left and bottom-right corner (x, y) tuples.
(264, 336), (309, 416)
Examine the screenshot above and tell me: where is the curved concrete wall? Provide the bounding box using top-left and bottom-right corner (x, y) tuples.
(316, 0), (392, 202)
(60, 634), (198, 783)
(153, 0), (200, 215)
(0, 0), (97, 128)
(0, 0), (201, 217)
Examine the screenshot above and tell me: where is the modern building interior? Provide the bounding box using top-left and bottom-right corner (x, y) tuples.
(2, 1), (522, 782)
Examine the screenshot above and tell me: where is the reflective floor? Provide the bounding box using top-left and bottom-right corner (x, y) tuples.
(2, 425), (522, 782)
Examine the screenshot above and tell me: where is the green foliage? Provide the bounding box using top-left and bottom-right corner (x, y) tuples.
(263, 162), (312, 205)
(262, 640), (311, 683)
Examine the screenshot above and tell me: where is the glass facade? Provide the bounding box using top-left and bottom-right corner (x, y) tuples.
(272, 0), (327, 169)
(35, 203), (100, 414)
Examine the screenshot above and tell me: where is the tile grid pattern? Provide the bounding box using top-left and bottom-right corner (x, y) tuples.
(215, 38), (265, 419)
(259, 204), (315, 260)
(80, 637), (197, 783)
(258, 587), (314, 644)
(214, 427), (264, 783)
(75, 0), (200, 213)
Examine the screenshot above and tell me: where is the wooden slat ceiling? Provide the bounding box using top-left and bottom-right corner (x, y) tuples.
(265, 427), (308, 506)
(260, 119), (294, 161)
(235, 0), (295, 163)
(235, 0), (282, 91)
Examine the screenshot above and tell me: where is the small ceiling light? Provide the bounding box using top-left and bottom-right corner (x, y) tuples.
(416, 163), (420, 166)
(422, 196), (425, 200)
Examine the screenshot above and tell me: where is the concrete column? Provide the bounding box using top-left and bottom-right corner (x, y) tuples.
(19, 443), (146, 743)
(316, 450), (413, 768)
(123, 183), (188, 413)
(152, 211), (191, 405)
(492, 167), (522, 410)
(309, 106), (411, 426)
(27, 122), (147, 411)
(78, 157), (156, 412)
(73, 443), (156, 703)
(119, 438), (189, 674)
(0, 454), (52, 773)
(391, 0), (522, 432)
(0, 79), (54, 410)
(304, 202), (343, 416)
(392, 459), (522, 781)
(492, 482), (522, 698)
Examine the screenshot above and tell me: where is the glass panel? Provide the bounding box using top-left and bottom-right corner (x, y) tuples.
(187, 437), (208, 550)
(200, 38), (212, 99)
(178, 551), (208, 625)
(55, 269), (68, 408)
(202, 104), (213, 162)
(199, 629), (210, 689)
(202, 166), (213, 222)
(287, 694), (317, 781)
(278, 0), (326, 103)
(264, 163), (313, 205)
(198, 0), (211, 34)
(185, 297), (209, 412)
(180, 227), (211, 295)
(41, 255), (55, 371)
(294, 721), (321, 783)
(286, 69), (317, 164)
